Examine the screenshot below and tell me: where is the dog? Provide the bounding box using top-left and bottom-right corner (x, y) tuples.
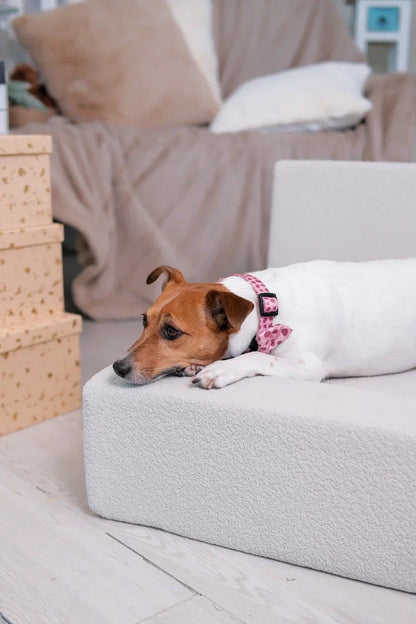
(113, 259), (416, 389)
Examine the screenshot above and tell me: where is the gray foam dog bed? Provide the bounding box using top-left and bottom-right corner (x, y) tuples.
(83, 366), (416, 592)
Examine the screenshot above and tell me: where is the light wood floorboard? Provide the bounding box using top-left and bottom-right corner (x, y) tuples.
(110, 524), (416, 624)
(139, 596), (243, 624)
(1, 320), (415, 624)
(0, 464), (192, 624)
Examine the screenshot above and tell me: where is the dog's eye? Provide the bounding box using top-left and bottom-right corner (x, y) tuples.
(162, 324), (182, 340)
(142, 313), (148, 328)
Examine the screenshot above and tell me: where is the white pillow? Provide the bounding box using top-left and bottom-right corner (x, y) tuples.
(210, 62), (372, 134)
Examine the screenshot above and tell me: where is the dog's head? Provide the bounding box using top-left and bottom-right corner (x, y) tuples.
(113, 266), (253, 384)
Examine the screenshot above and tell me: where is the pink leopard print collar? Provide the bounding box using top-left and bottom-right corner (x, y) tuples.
(231, 273), (292, 354)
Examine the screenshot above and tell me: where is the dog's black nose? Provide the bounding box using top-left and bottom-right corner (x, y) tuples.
(113, 359), (131, 378)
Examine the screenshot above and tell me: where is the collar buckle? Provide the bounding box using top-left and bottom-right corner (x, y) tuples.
(258, 292), (279, 317)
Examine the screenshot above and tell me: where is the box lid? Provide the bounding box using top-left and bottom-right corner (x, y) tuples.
(0, 223), (63, 251)
(0, 313), (82, 354)
(0, 135), (52, 156)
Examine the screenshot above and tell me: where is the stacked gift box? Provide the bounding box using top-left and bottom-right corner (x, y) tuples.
(0, 135), (82, 436)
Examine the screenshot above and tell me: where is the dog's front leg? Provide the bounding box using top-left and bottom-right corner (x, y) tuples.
(192, 351), (325, 389)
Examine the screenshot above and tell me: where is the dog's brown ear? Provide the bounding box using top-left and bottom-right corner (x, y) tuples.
(146, 266), (185, 290)
(205, 290), (254, 332)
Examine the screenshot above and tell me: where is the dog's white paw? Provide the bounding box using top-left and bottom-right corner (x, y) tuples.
(182, 364), (204, 377)
(192, 360), (241, 389)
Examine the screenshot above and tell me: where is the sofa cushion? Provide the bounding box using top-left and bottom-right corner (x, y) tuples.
(83, 366), (416, 592)
(13, 0), (221, 128)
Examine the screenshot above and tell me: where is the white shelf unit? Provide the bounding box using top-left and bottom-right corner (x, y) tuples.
(354, 0), (412, 71)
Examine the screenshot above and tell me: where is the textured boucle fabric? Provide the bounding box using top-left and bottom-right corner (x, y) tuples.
(83, 367), (416, 592)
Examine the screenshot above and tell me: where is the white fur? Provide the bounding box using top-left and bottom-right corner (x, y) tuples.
(193, 259), (416, 389)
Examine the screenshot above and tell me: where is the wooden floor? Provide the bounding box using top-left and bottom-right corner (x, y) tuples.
(1, 320), (415, 624)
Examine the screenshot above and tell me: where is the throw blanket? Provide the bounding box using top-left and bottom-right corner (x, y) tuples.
(15, 0), (416, 318)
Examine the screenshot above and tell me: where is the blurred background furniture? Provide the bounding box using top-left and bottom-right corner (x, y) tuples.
(0, 1), (19, 76)
(354, 0), (413, 71)
(10, 0), (416, 319)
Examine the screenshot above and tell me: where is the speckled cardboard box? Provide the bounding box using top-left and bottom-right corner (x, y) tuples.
(0, 135), (52, 230)
(0, 134), (82, 435)
(0, 223), (65, 326)
(0, 314), (82, 435)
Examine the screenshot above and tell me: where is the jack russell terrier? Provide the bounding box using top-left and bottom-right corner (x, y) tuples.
(113, 259), (416, 389)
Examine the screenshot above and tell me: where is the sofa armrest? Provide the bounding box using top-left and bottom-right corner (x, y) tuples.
(268, 160), (416, 266)
(363, 73), (416, 162)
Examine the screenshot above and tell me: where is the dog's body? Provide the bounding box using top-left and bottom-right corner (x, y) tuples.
(198, 258), (416, 388)
(113, 259), (416, 389)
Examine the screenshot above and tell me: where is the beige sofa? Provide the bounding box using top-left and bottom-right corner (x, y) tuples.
(17, 0), (416, 319)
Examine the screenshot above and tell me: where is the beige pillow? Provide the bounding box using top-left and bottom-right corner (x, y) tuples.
(13, 0), (221, 128)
